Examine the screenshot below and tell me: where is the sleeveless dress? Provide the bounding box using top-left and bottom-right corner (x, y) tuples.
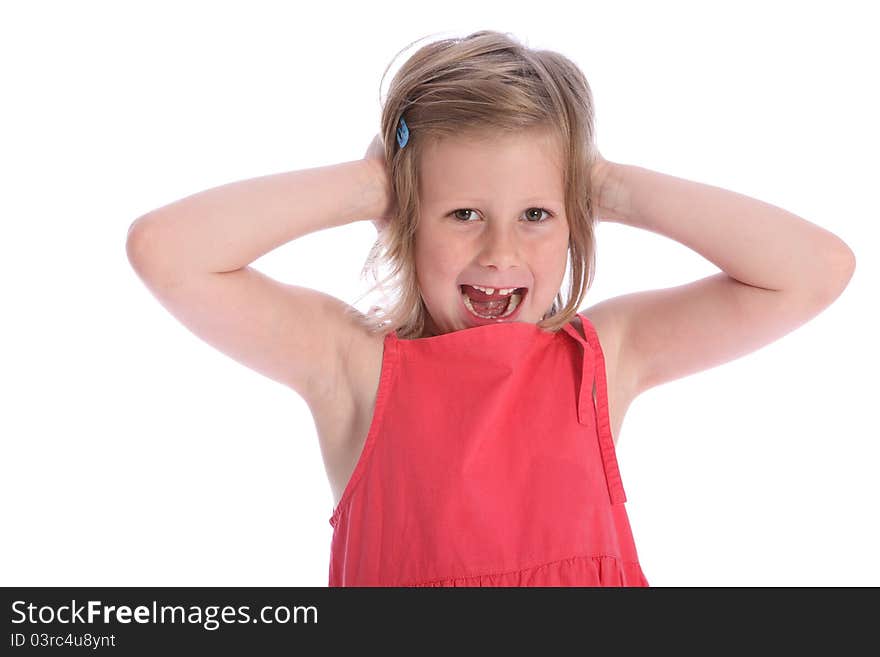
(327, 311), (649, 587)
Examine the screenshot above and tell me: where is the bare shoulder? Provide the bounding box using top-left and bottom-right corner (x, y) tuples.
(340, 314), (387, 420)
(307, 303), (386, 437)
(579, 301), (640, 446)
(309, 309), (386, 507)
(579, 304), (619, 368)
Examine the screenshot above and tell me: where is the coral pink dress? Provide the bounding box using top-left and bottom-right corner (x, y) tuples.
(328, 311), (648, 586)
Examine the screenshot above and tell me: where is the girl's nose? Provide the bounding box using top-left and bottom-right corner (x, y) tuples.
(477, 226), (522, 269)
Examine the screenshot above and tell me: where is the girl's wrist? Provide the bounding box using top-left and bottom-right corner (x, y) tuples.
(593, 161), (632, 224)
(360, 158), (392, 222)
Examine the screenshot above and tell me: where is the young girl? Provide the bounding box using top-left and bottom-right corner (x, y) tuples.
(126, 30), (855, 587)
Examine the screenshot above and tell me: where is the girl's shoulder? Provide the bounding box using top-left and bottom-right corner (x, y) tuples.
(579, 305), (633, 446)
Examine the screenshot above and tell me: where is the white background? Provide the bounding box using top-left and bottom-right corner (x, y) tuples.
(2, 0), (877, 586)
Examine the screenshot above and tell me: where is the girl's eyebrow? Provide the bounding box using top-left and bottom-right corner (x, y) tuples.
(437, 197), (562, 205)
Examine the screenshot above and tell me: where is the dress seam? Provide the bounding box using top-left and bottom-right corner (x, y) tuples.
(398, 552), (643, 587)
(578, 313), (628, 505)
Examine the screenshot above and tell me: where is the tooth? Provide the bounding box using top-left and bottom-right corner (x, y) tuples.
(470, 284), (522, 295)
(500, 293), (522, 317)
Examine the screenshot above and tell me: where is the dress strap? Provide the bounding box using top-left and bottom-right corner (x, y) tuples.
(561, 313), (628, 505)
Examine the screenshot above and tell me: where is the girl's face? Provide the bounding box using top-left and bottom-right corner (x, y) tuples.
(415, 128), (570, 336)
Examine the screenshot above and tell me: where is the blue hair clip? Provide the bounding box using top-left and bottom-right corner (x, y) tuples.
(396, 116), (409, 149)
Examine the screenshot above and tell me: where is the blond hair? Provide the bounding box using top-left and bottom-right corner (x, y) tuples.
(351, 29), (602, 339)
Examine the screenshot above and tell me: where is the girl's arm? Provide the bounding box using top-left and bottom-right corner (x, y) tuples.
(125, 158), (390, 410)
(592, 161), (855, 396)
(598, 162), (855, 295)
(127, 159), (389, 275)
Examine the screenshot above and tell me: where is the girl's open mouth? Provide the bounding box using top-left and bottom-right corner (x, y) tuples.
(459, 285), (527, 322)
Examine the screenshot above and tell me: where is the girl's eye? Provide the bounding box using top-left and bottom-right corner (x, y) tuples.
(524, 207), (553, 223)
(450, 207), (554, 223)
(451, 209), (478, 222)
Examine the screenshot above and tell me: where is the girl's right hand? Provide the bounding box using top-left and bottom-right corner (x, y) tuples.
(363, 133), (394, 237)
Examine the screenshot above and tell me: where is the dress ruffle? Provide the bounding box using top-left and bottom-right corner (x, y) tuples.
(404, 554), (649, 587)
